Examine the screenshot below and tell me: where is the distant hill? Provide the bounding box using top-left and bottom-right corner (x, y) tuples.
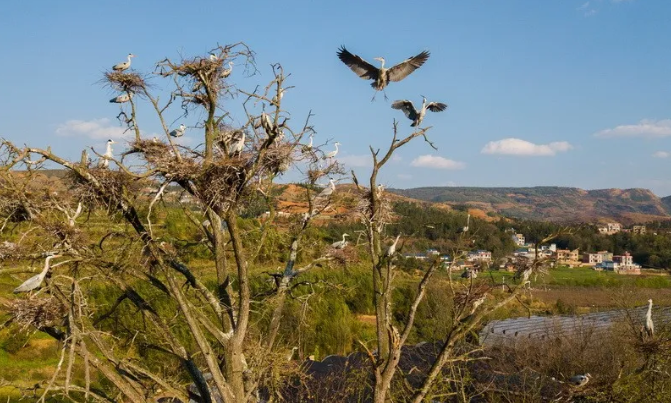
(388, 186), (671, 224)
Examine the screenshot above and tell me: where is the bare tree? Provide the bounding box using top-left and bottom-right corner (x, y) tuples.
(0, 44), (343, 403)
(353, 120), (571, 402)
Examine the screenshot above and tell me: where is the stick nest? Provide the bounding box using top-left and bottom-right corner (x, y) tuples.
(104, 71), (147, 94)
(7, 297), (65, 330)
(67, 168), (141, 208)
(258, 143), (294, 176)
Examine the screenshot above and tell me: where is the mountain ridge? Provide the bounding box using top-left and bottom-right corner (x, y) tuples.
(388, 186), (671, 224)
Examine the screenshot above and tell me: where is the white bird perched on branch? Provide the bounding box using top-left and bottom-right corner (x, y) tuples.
(13, 254), (62, 293)
(324, 142), (340, 159)
(97, 139), (116, 169)
(112, 53), (135, 71)
(385, 234), (401, 257)
(228, 130), (246, 157)
(331, 233), (349, 249)
(457, 214), (470, 234)
(169, 124), (186, 138)
(315, 179), (336, 200)
(337, 46), (430, 101)
(645, 298), (654, 338)
(221, 61), (234, 78)
(209, 52), (218, 62)
(301, 133), (314, 154)
(271, 88), (286, 106)
(110, 92), (133, 104)
(568, 373), (591, 387)
(392, 96), (448, 127)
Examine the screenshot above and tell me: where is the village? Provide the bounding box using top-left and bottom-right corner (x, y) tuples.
(402, 223), (644, 275)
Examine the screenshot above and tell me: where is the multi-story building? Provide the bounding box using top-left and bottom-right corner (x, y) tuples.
(512, 233), (525, 246)
(583, 253), (603, 265)
(557, 248), (580, 263)
(598, 222), (621, 235)
(632, 225), (646, 235)
(468, 250), (492, 262)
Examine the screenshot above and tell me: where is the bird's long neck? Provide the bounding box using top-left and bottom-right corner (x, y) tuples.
(308, 135), (313, 147)
(467, 214), (471, 226)
(334, 143), (339, 153)
(127, 55), (132, 64)
(379, 59), (385, 69)
(647, 301), (653, 318)
(394, 234), (401, 246)
(105, 143), (113, 157)
(42, 255), (56, 275)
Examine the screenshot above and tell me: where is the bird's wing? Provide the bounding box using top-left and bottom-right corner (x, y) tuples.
(337, 46), (379, 80)
(391, 100), (418, 120)
(386, 50), (430, 82)
(427, 102), (448, 112)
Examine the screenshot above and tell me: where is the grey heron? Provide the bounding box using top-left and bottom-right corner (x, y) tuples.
(568, 373), (591, 387)
(645, 298), (654, 338)
(209, 52), (218, 62)
(110, 92), (133, 104)
(271, 88), (286, 106)
(457, 214), (470, 233)
(13, 254), (62, 293)
(331, 233), (350, 249)
(169, 124), (186, 138)
(385, 234), (401, 257)
(301, 133), (314, 153)
(337, 46), (430, 100)
(391, 96), (448, 127)
(97, 139), (116, 169)
(323, 142), (340, 159)
(221, 61), (234, 78)
(228, 130), (246, 157)
(112, 53), (135, 71)
(286, 346), (298, 361)
(315, 179), (336, 200)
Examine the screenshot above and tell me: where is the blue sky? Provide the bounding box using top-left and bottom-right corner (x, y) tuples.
(1, 0), (670, 194)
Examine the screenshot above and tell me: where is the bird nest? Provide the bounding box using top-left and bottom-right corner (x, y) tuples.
(104, 71), (147, 94)
(194, 157), (251, 212)
(354, 191), (394, 225)
(67, 168), (140, 208)
(7, 297), (65, 330)
(258, 143), (294, 176)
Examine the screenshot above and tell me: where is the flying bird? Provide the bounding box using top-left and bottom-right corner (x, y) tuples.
(337, 46), (430, 100)
(169, 124), (186, 138)
(97, 139), (116, 169)
(13, 254), (62, 293)
(112, 53), (135, 72)
(110, 92), (133, 104)
(331, 233), (350, 249)
(391, 96), (448, 127)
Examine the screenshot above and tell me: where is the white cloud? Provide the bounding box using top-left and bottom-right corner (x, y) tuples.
(594, 119), (671, 139)
(653, 151), (669, 158)
(397, 173), (412, 180)
(481, 138), (573, 156)
(56, 118), (131, 140)
(410, 155), (465, 170)
(578, 1), (590, 10)
(583, 9), (597, 16)
(337, 154), (371, 168)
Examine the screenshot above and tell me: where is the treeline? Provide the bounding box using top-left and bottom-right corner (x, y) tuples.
(324, 201), (671, 270)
